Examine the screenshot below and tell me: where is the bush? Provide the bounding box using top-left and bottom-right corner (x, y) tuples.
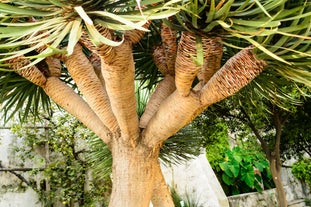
(219, 146), (274, 195)
(292, 158), (311, 186)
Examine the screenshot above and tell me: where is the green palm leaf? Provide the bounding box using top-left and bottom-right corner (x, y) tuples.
(0, 0), (180, 122)
(0, 0), (181, 66)
(0, 71), (52, 123)
(133, 21), (163, 89)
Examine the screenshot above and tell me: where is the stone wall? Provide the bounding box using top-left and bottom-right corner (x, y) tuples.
(227, 167), (311, 207)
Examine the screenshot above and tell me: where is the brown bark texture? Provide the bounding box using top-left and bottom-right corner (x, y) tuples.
(10, 22), (268, 207)
(270, 158), (288, 207)
(270, 111), (288, 207)
(109, 141), (159, 207)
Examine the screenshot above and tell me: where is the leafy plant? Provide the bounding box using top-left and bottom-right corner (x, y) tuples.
(9, 110), (111, 207)
(192, 114), (230, 171)
(171, 188), (200, 207)
(292, 158), (311, 186)
(219, 146), (274, 195)
(305, 198), (311, 206)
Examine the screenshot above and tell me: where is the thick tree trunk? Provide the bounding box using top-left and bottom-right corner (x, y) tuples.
(109, 141), (159, 207)
(151, 161), (174, 207)
(270, 158), (287, 207)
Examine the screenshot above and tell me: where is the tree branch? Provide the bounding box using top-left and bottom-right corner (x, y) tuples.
(140, 76), (176, 129)
(142, 91), (202, 148)
(175, 32), (200, 97)
(0, 163), (38, 189)
(160, 23), (177, 74)
(0, 168), (44, 172)
(64, 44), (119, 133)
(42, 77), (112, 144)
(100, 42), (140, 145)
(124, 21), (151, 44)
(273, 110), (283, 172)
(197, 37), (223, 86)
(200, 48), (266, 107)
(8, 56), (47, 87)
(240, 106), (271, 160)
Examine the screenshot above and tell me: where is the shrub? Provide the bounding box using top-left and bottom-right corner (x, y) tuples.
(292, 158), (311, 186)
(219, 146), (274, 195)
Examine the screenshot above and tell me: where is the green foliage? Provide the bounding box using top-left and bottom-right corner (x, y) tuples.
(203, 75), (311, 160)
(281, 96), (311, 160)
(0, 71), (52, 123)
(171, 188), (200, 207)
(219, 146), (274, 196)
(10, 110), (110, 207)
(133, 21), (162, 90)
(160, 124), (204, 166)
(0, 0), (179, 59)
(192, 114), (230, 171)
(305, 198), (311, 206)
(203, 122), (229, 172)
(292, 158), (311, 186)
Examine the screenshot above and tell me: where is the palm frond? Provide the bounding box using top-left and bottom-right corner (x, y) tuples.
(135, 81), (153, 117)
(133, 21), (163, 89)
(168, 0), (311, 71)
(160, 125), (203, 166)
(0, 71), (52, 123)
(236, 68), (310, 113)
(0, 0), (181, 69)
(87, 136), (112, 181)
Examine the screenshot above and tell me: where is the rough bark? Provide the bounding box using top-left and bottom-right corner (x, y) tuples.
(64, 44), (119, 133)
(140, 75), (176, 128)
(198, 37), (223, 85)
(153, 46), (169, 74)
(175, 32), (200, 97)
(200, 47), (266, 107)
(151, 161), (175, 207)
(45, 56), (62, 77)
(100, 42), (140, 145)
(161, 23), (177, 74)
(8, 56), (47, 87)
(124, 21), (151, 44)
(42, 77), (111, 144)
(109, 141), (159, 207)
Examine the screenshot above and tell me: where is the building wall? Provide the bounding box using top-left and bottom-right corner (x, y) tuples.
(0, 126), (41, 207)
(161, 152), (230, 207)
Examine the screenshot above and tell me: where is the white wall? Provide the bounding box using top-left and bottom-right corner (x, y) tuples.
(161, 152), (230, 207)
(0, 127), (41, 207)
(0, 188), (40, 207)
